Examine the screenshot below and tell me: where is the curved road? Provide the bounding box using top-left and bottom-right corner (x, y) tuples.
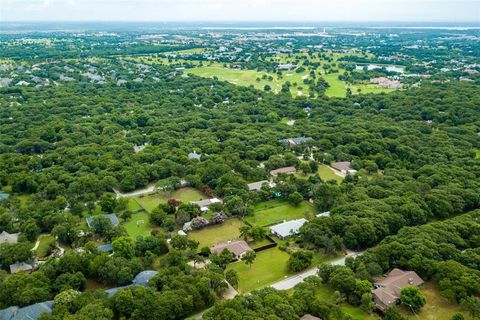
(270, 250), (364, 291)
(189, 251), (364, 319)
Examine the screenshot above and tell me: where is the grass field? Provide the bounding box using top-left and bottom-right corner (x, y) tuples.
(36, 235), (56, 258)
(316, 282), (380, 320)
(188, 66), (282, 92)
(318, 165), (344, 183)
(403, 282), (471, 320)
(133, 187), (207, 212)
(352, 84), (394, 95)
(227, 248), (291, 293)
(127, 198), (143, 211)
(473, 148), (480, 159)
(323, 72), (347, 97)
(123, 211), (153, 239)
(247, 200), (316, 226)
(187, 218), (244, 248)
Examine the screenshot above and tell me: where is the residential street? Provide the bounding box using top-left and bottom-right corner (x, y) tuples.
(270, 251), (364, 290)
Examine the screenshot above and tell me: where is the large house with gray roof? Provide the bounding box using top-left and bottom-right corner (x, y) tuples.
(0, 301), (53, 320)
(86, 213), (120, 229)
(269, 218), (308, 239)
(0, 231), (19, 244)
(372, 268), (424, 310)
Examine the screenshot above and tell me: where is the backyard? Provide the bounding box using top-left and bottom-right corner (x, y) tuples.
(133, 187), (207, 212)
(403, 282), (471, 320)
(227, 247), (291, 293)
(123, 211), (153, 239)
(247, 200), (316, 226)
(187, 218), (244, 248)
(35, 235), (56, 258)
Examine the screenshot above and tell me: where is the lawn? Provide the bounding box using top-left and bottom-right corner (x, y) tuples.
(227, 248), (291, 293)
(188, 66), (282, 92)
(36, 235), (56, 258)
(123, 211), (153, 239)
(318, 165), (344, 183)
(188, 65), (311, 97)
(323, 72), (347, 97)
(187, 218), (244, 248)
(403, 281), (471, 320)
(127, 198), (143, 211)
(316, 282), (380, 320)
(473, 148), (480, 159)
(133, 187), (207, 212)
(247, 200), (316, 226)
(352, 84), (394, 95)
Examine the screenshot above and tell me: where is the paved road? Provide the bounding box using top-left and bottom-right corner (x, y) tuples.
(188, 251), (364, 319)
(270, 251), (364, 291)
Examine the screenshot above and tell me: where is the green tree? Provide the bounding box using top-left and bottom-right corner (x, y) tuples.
(401, 286), (426, 313)
(243, 251), (256, 269)
(225, 269), (239, 289)
(288, 191), (304, 206)
(112, 236), (135, 259)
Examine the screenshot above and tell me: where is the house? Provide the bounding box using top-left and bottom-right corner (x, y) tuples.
(177, 230), (187, 236)
(0, 192), (10, 200)
(188, 150), (202, 161)
(277, 64), (296, 71)
(97, 243), (113, 252)
(280, 136), (313, 146)
(247, 180), (276, 192)
(191, 198), (221, 212)
(132, 270), (158, 286)
(331, 161), (357, 175)
(269, 218), (308, 239)
(105, 270), (159, 297)
(86, 213), (120, 229)
(10, 262), (33, 274)
(372, 268), (424, 310)
(316, 211), (331, 218)
(300, 315), (322, 320)
(0, 231), (19, 244)
(211, 240), (253, 260)
(105, 285), (132, 297)
(369, 77), (402, 89)
(270, 166), (296, 177)
(0, 301), (53, 320)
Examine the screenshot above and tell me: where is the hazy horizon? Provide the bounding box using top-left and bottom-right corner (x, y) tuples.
(1, 0), (479, 23)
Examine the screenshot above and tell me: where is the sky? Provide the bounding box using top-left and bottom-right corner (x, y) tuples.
(0, 0), (479, 23)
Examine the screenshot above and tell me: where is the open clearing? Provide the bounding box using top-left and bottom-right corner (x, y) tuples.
(315, 282), (380, 320)
(123, 211), (153, 239)
(247, 200), (316, 226)
(187, 218), (244, 248)
(133, 187), (207, 212)
(227, 248), (291, 293)
(318, 165), (344, 183)
(473, 148), (480, 159)
(36, 235), (56, 258)
(403, 281), (471, 320)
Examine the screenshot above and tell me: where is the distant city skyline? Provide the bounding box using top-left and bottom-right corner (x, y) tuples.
(0, 0), (479, 23)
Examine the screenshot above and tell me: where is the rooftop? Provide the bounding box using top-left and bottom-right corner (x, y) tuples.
(0, 301), (53, 320)
(86, 213), (120, 229)
(10, 262), (33, 274)
(132, 270), (158, 286)
(211, 240), (253, 257)
(0, 231), (20, 244)
(270, 166), (296, 176)
(269, 218), (308, 238)
(372, 268), (424, 310)
(330, 161), (352, 172)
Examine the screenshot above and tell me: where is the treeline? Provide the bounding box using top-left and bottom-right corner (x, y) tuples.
(359, 211), (480, 305)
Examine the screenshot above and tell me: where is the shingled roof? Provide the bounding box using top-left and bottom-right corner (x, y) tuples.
(372, 268), (424, 310)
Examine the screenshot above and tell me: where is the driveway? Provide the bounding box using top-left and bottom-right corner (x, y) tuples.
(270, 250), (364, 291)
